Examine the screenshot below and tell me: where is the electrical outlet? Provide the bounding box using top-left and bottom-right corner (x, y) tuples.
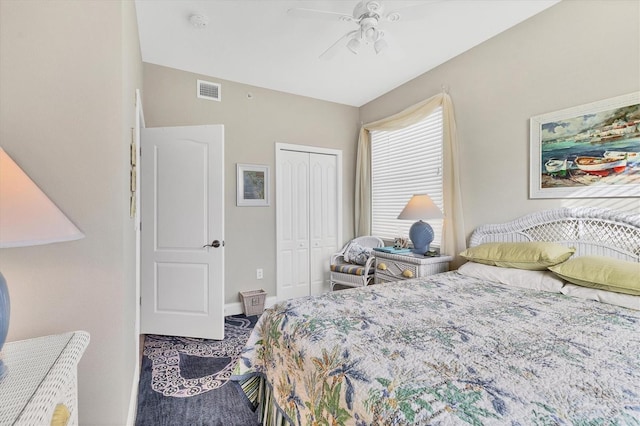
(256, 268), (263, 279)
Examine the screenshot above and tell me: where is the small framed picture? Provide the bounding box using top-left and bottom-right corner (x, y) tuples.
(237, 163), (270, 206)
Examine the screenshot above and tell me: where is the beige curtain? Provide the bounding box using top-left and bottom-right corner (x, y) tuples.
(355, 92), (466, 262)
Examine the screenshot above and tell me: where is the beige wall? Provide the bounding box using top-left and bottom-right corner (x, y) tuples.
(360, 0), (640, 236)
(142, 63), (360, 304)
(0, 1), (142, 424)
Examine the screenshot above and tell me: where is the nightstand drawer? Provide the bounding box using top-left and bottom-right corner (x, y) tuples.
(375, 272), (402, 284)
(373, 251), (452, 284)
(375, 261), (418, 280)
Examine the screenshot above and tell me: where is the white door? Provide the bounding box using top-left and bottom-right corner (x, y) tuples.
(276, 144), (341, 300)
(140, 125), (225, 340)
(277, 150), (310, 300)
(309, 153), (339, 295)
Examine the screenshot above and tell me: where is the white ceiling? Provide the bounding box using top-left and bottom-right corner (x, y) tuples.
(135, 0), (559, 107)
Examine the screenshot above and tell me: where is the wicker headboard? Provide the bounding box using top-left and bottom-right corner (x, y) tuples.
(469, 208), (640, 262)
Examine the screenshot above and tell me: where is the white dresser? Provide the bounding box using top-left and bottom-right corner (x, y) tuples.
(0, 331), (89, 426)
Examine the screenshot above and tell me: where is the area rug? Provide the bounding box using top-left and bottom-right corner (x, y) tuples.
(135, 315), (260, 426)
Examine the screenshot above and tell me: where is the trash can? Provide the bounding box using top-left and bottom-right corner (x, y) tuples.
(239, 289), (267, 316)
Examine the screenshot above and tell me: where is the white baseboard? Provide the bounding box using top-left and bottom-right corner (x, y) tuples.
(224, 296), (278, 316)
(126, 362), (140, 425)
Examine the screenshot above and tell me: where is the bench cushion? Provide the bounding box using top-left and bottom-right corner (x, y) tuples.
(330, 263), (373, 276)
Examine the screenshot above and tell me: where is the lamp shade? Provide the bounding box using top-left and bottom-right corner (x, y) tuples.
(397, 194), (443, 254)
(0, 148), (84, 248)
(0, 147), (84, 378)
(397, 194), (443, 221)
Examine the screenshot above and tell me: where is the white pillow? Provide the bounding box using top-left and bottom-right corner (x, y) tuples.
(561, 283), (640, 311)
(457, 261), (565, 293)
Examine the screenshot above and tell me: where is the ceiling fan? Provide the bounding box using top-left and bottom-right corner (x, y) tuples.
(287, 1), (438, 60)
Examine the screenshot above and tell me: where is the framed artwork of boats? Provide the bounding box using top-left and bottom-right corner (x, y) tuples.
(530, 92), (640, 198)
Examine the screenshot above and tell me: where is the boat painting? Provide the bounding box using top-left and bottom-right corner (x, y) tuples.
(604, 150), (640, 165)
(574, 156), (627, 177)
(530, 92), (640, 198)
(544, 158), (569, 177)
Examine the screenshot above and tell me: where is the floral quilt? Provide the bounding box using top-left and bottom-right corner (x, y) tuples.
(232, 272), (640, 425)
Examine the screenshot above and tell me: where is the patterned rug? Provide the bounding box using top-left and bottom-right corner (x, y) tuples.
(135, 315), (260, 426)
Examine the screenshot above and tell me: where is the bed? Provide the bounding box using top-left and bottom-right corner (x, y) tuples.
(232, 207), (640, 425)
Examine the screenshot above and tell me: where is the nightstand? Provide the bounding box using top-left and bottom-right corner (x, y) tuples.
(0, 331), (89, 425)
(374, 251), (452, 284)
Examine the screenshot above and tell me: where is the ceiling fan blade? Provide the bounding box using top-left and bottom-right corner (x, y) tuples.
(384, 0), (442, 22)
(319, 30), (359, 61)
(287, 7), (355, 23)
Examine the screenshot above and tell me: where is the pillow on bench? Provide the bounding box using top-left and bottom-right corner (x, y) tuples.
(344, 242), (373, 266)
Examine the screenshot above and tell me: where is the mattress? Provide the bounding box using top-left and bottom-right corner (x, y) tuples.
(232, 271), (640, 425)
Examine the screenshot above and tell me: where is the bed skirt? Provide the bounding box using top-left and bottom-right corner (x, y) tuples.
(238, 375), (293, 426)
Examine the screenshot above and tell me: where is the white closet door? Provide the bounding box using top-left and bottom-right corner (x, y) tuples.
(277, 146), (341, 301)
(309, 153), (339, 295)
(277, 150), (311, 300)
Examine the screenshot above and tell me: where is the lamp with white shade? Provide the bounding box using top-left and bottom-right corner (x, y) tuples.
(0, 147), (84, 378)
(397, 194), (443, 254)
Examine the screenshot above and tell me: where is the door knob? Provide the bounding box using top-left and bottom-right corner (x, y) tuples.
(203, 240), (224, 248)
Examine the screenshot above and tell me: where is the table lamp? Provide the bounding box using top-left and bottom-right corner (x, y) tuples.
(397, 194), (443, 254)
(0, 147), (84, 378)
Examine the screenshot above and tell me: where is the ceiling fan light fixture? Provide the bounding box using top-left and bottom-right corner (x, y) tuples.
(347, 37), (361, 54)
(366, 1), (382, 13)
(360, 17), (380, 43)
(364, 26), (379, 42)
(374, 37), (388, 54)
(387, 12), (401, 22)
(292, 0), (436, 60)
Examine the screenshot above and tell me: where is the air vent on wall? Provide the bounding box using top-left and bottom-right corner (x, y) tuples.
(197, 80), (221, 101)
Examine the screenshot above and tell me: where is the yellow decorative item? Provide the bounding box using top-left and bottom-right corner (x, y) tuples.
(377, 263), (387, 270)
(50, 404), (70, 426)
(402, 269), (414, 278)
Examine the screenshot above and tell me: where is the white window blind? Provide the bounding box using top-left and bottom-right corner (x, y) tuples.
(371, 106), (443, 245)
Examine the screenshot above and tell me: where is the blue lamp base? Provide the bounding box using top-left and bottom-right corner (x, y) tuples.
(0, 272), (9, 379)
(409, 220), (434, 255)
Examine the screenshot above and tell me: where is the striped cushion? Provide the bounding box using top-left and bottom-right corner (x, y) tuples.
(330, 263), (373, 276)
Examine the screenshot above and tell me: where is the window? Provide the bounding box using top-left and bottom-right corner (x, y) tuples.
(370, 107), (443, 245)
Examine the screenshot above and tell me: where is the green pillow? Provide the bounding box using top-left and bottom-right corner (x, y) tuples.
(549, 256), (640, 296)
(460, 242), (575, 271)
